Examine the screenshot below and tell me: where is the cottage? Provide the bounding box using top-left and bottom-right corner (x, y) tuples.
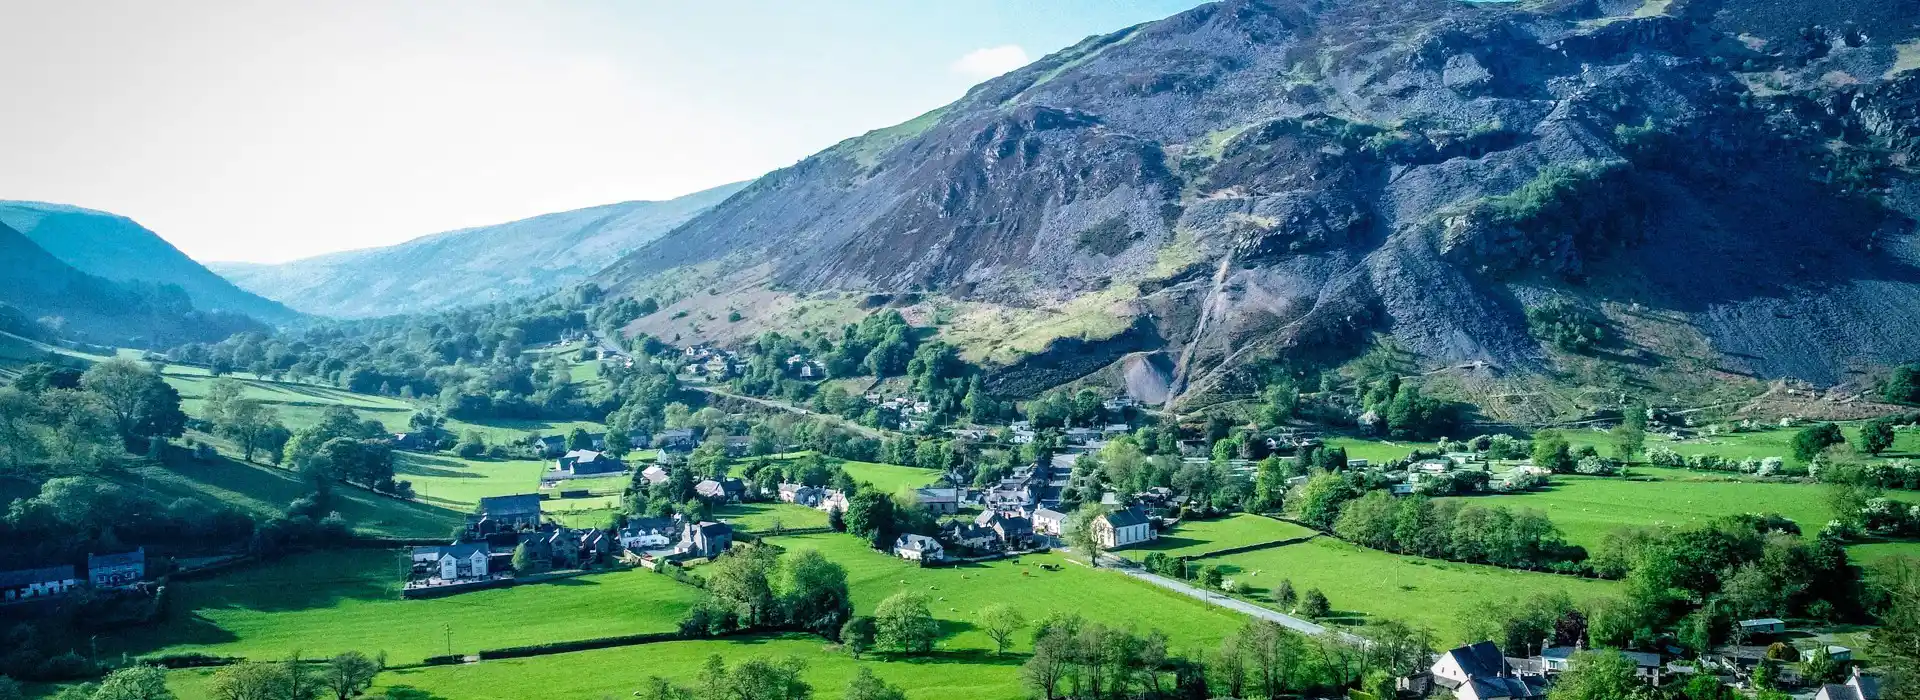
(468, 494), (544, 536)
(723, 435), (754, 457)
(1031, 507), (1067, 537)
(1433, 642), (1549, 700)
(894, 534), (945, 562)
(641, 465), (671, 486)
(977, 510), (1033, 545)
(695, 477), (747, 503)
(1537, 648), (1660, 681)
(1738, 618), (1787, 635)
(1093, 507), (1155, 549)
(948, 524), (999, 550)
(818, 490), (850, 514)
(681, 521), (734, 559)
(412, 543), (490, 581)
(621, 517), (681, 551)
(87, 548), (145, 589)
(656, 429), (698, 453)
(1817, 668), (1882, 700)
(779, 483), (826, 507)
(0, 565), (80, 603)
(554, 450), (625, 478)
(915, 487), (961, 515)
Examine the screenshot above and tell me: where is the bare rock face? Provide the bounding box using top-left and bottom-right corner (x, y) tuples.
(599, 0), (1920, 407)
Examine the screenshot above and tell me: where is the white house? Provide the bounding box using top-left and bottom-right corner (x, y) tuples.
(1093, 507), (1155, 549)
(413, 543), (490, 582)
(0, 565), (80, 603)
(1031, 507), (1067, 537)
(893, 534), (944, 562)
(619, 517), (680, 551)
(1433, 642), (1548, 700)
(1816, 668), (1882, 700)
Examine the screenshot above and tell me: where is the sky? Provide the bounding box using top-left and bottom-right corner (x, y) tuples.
(0, 1), (1204, 264)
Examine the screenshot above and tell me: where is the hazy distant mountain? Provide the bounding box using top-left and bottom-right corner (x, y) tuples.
(596, 0), (1920, 421)
(213, 181), (749, 318)
(0, 220), (267, 347)
(0, 200), (300, 324)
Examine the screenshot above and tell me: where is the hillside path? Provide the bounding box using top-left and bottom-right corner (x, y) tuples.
(1083, 552), (1366, 644)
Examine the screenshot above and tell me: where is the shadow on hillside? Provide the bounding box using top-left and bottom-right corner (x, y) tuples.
(369, 685), (447, 700)
(395, 453), (488, 479)
(1136, 535), (1208, 552)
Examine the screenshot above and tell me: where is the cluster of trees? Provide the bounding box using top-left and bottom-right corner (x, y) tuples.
(1025, 388), (1135, 430)
(633, 653), (827, 700)
(1356, 376), (1460, 440)
(725, 313), (1007, 432)
(1585, 513), (1853, 650)
(2, 360), (186, 474)
(1645, 448), (1787, 476)
(1526, 300), (1607, 354)
(200, 379), (291, 463)
(1331, 491), (1584, 572)
(1061, 437), (1253, 515)
(280, 406), (407, 498)
(679, 545), (854, 640)
(1531, 433), (1625, 476)
(1885, 364), (1920, 405)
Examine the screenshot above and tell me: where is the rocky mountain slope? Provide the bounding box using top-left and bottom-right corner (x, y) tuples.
(597, 0), (1920, 420)
(214, 182), (748, 318)
(0, 221), (266, 347)
(0, 201), (300, 324)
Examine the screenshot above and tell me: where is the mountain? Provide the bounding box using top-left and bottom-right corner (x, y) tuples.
(0, 201), (300, 324)
(0, 221), (267, 347)
(596, 0), (1920, 421)
(213, 182), (750, 318)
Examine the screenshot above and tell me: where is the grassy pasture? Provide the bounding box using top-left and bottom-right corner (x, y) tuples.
(1122, 514), (1317, 559)
(716, 502), (832, 531)
(130, 455), (461, 539)
(1196, 537), (1617, 644)
(107, 549), (705, 665)
(838, 460), (943, 494)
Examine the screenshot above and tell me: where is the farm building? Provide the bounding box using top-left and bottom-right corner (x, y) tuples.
(1093, 507), (1155, 549)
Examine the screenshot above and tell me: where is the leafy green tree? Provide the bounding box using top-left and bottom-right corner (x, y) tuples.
(1801, 646), (1840, 685)
(1532, 431), (1575, 473)
(81, 359), (186, 446)
(1549, 651), (1649, 700)
(1613, 404), (1647, 460)
(510, 542), (536, 573)
(1299, 589), (1331, 619)
(567, 427), (593, 451)
(1863, 418), (1898, 456)
(1273, 579), (1297, 610)
(1063, 505), (1108, 566)
(206, 661), (299, 700)
(323, 652), (380, 700)
(779, 549), (852, 637)
(842, 667), (906, 700)
(840, 616), (876, 658)
(875, 590), (937, 653)
(1287, 472), (1356, 530)
(1887, 365), (1920, 404)
(978, 603), (1028, 655)
(455, 430), (488, 459)
(1792, 423), (1847, 463)
(91, 665), (174, 700)
(844, 489), (896, 550)
(1201, 566), (1224, 589)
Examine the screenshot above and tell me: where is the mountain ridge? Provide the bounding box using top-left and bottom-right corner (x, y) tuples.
(595, 0), (1920, 422)
(214, 181), (749, 318)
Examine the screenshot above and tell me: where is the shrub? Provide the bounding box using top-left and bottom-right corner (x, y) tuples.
(1526, 301), (1606, 353)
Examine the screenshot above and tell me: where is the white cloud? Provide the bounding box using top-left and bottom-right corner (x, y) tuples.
(949, 44), (1030, 80)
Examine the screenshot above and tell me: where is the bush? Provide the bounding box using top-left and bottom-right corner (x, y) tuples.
(477, 631), (682, 660)
(1527, 301), (1606, 353)
(135, 653), (241, 669)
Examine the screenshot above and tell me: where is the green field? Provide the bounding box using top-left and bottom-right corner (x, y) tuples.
(1453, 467), (1920, 550)
(365, 635), (1026, 700)
(109, 549), (705, 665)
(839, 460), (943, 494)
(1122, 514), (1317, 559)
(163, 368), (606, 442)
(1323, 437), (1437, 464)
(716, 502), (832, 531)
(130, 455), (461, 539)
(1195, 538), (1618, 643)
(397, 452), (626, 516)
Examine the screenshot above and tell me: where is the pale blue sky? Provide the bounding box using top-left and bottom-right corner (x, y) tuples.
(0, 1), (1204, 263)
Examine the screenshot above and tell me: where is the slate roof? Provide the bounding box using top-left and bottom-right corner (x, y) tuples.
(1445, 642), (1509, 680)
(1101, 507), (1151, 529)
(87, 548), (144, 569)
(0, 565), (78, 588)
(896, 534), (942, 552)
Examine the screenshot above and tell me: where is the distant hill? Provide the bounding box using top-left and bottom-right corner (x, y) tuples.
(596, 0), (1920, 421)
(0, 220), (267, 347)
(213, 181), (750, 318)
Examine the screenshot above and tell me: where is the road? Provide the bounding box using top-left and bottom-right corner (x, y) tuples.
(1083, 552), (1367, 644)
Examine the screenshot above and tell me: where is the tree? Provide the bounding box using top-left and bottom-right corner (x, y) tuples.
(1801, 645), (1840, 685)
(455, 430), (488, 459)
(510, 542), (537, 573)
(1869, 557), (1920, 700)
(219, 399), (284, 463)
(1063, 505), (1108, 566)
(979, 603), (1027, 655)
(844, 489), (896, 550)
(207, 661), (298, 700)
(1549, 651), (1648, 700)
(1201, 566), (1224, 589)
(92, 665), (174, 700)
(779, 549), (852, 637)
(840, 616), (876, 658)
(1887, 365), (1920, 404)
(323, 652), (380, 700)
(1532, 431), (1575, 473)
(1792, 423), (1847, 463)
(1288, 472), (1356, 530)
(1613, 403), (1647, 460)
(81, 359), (186, 446)
(842, 667), (906, 700)
(1273, 579), (1298, 611)
(874, 590), (937, 653)
(1863, 418), (1898, 456)
(1299, 589), (1331, 619)
(827, 506), (846, 533)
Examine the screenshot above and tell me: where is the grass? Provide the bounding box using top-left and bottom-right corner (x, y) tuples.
(367, 634), (1027, 700)
(1322, 437), (1439, 464)
(1196, 537), (1617, 644)
(162, 367), (607, 443)
(1451, 467), (1920, 550)
(1122, 514), (1317, 559)
(766, 532), (1253, 653)
(839, 460), (943, 495)
(130, 453), (461, 539)
(106, 549), (705, 665)
(716, 502), (831, 531)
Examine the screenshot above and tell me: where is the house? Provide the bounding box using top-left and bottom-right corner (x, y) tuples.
(1434, 642), (1549, 700)
(0, 565), (80, 603)
(641, 465), (671, 486)
(947, 523), (999, 550)
(1738, 618), (1787, 635)
(696, 477), (747, 503)
(87, 548), (145, 589)
(1825, 646), (1855, 662)
(723, 435), (754, 457)
(680, 521), (733, 559)
(1031, 507), (1067, 537)
(977, 510), (1032, 545)
(391, 431), (441, 450)
(468, 494), (544, 536)
(1537, 648), (1660, 681)
(1093, 507), (1155, 549)
(915, 487), (961, 515)
(553, 450), (625, 478)
(656, 429), (698, 453)
(779, 483), (826, 507)
(412, 543), (490, 581)
(620, 517), (680, 551)
(818, 490), (850, 514)
(894, 534), (945, 562)
(1817, 668), (1883, 700)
